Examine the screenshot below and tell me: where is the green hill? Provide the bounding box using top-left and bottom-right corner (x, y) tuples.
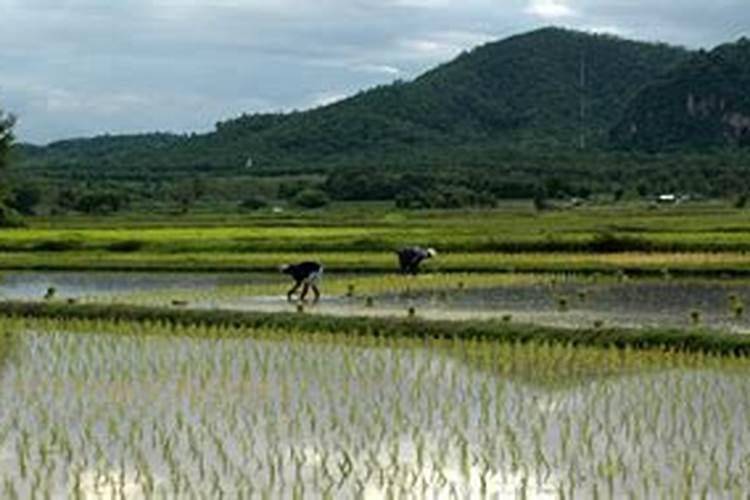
(17, 27), (689, 175)
(611, 38), (750, 151)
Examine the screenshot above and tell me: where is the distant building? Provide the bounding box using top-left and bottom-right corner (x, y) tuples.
(656, 194), (690, 205)
(657, 194), (677, 204)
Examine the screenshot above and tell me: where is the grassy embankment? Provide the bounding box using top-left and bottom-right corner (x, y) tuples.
(3, 203), (750, 274)
(3, 301), (750, 356)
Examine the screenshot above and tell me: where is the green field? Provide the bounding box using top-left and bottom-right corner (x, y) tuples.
(4, 204), (750, 497)
(2, 315), (750, 497)
(4, 203), (750, 274)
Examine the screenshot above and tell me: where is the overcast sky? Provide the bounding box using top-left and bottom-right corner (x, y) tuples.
(1, 0), (747, 144)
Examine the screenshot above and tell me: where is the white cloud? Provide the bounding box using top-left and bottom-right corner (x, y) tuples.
(309, 92), (350, 108)
(525, 0), (576, 18)
(398, 30), (495, 62)
(581, 25), (627, 36)
(388, 0), (452, 7)
(359, 64), (402, 76)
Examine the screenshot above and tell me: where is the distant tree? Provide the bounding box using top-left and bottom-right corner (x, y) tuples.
(533, 185), (549, 211)
(293, 189), (329, 209)
(0, 108), (13, 171)
(171, 178), (205, 213)
(239, 195), (269, 211)
(0, 108), (17, 226)
(6, 184), (42, 215)
(55, 188), (79, 212)
(279, 180), (315, 200)
(75, 192), (127, 215)
(735, 193), (748, 209)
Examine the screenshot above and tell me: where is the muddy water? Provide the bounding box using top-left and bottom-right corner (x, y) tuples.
(6, 271), (750, 332)
(0, 328), (749, 498)
(199, 278), (750, 332)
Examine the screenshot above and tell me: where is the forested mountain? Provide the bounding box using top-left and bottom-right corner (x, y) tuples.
(17, 27), (690, 174)
(611, 38), (750, 151)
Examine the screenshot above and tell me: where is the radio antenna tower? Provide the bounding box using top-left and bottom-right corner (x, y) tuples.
(578, 48), (587, 151)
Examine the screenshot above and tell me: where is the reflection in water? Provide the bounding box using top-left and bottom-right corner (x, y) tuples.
(377, 278), (750, 331)
(0, 271), (262, 301)
(8, 271), (750, 332)
(0, 324), (749, 497)
(146, 275), (750, 332)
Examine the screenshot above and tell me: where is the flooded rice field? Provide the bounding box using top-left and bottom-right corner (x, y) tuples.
(194, 276), (750, 333)
(6, 271), (750, 332)
(1, 321), (750, 498)
(0, 271), (266, 301)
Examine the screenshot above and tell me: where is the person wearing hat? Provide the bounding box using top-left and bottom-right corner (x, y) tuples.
(396, 247), (437, 275)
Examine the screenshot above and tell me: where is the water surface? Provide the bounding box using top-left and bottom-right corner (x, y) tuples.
(1, 326), (749, 498)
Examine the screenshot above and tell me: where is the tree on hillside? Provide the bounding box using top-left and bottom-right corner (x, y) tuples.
(0, 108), (17, 225)
(0, 108), (14, 171)
(6, 184), (42, 215)
(0, 109), (16, 162)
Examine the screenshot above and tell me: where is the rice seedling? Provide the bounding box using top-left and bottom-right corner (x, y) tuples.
(734, 304), (744, 319)
(691, 310), (701, 325)
(1, 315), (749, 497)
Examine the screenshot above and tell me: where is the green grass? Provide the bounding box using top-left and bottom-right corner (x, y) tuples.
(5, 203), (750, 273)
(3, 301), (750, 356)
(7, 203), (750, 253)
(4, 250), (750, 275)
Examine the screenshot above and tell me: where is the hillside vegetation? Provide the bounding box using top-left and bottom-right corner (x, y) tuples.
(612, 38), (750, 150)
(9, 28), (750, 213)
(18, 28), (689, 174)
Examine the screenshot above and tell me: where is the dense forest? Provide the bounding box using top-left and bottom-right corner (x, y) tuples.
(4, 27), (750, 214)
(612, 38), (750, 150)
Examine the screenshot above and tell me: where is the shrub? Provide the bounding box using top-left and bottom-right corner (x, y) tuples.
(75, 192), (128, 215)
(6, 184), (42, 216)
(0, 204), (23, 228)
(589, 232), (651, 253)
(106, 240), (144, 252)
(293, 189), (329, 209)
(239, 196), (269, 211)
(735, 193), (748, 209)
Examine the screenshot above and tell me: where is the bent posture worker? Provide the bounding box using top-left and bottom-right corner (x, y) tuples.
(396, 247), (437, 275)
(281, 261), (324, 302)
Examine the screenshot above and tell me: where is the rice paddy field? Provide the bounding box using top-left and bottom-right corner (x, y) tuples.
(6, 203), (750, 274)
(4, 206), (750, 497)
(2, 317), (750, 498)
(6, 270), (750, 333)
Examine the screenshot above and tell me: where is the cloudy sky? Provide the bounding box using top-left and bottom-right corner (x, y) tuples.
(1, 0), (747, 144)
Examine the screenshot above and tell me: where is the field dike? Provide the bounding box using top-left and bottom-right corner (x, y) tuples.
(2, 301), (750, 356)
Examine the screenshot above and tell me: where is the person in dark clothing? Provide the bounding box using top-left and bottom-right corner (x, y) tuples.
(396, 247), (437, 275)
(280, 261), (324, 302)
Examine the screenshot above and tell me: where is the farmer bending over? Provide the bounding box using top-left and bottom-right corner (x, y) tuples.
(396, 246), (437, 275)
(281, 261), (324, 302)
